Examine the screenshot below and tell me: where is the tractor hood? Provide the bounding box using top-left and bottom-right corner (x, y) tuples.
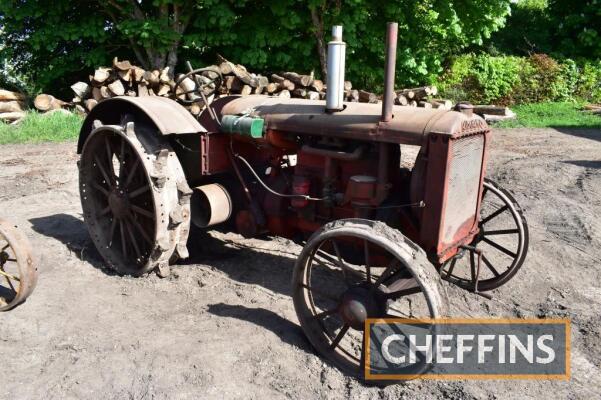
(220, 96), (489, 146)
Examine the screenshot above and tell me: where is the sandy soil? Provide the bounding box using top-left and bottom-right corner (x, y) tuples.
(0, 127), (600, 399)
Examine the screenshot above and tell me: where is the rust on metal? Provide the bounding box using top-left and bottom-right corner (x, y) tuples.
(0, 218), (38, 311)
(381, 22), (398, 123)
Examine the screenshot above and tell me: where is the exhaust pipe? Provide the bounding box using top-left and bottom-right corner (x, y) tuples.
(326, 25), (346, 112)
(381, 22), (398, 123)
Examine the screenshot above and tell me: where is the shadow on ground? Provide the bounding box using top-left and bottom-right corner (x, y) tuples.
(181, 225), (298, 298)
(553, 127), (601, 143)
(206, 303), (310, 350)
(29, 213), (298, 297)
(29, 213), (112, 274)
(562, 160), (601, 169)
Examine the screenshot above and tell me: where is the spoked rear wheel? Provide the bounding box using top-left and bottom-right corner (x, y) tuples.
(0, 219), (37, 311)
(79, 121), (192, 276)
(292, 219), (447, 380)
(441, 179), (529, 291)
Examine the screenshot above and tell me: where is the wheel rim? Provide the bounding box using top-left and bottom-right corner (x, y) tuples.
(0, 219), (37, 311)
(80, 128), (157, 274)
(293, 221), (444, 378)
(441, 179), (529, 291)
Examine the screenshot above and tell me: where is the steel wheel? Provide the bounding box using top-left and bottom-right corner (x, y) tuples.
(79, 121), (192, 276)
(0, 219), (37, 311)
(292, 219), (447, 380)
(441, 179), (529, 291)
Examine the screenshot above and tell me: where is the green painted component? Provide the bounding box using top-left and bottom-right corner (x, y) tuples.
(221, 115), (265, 138)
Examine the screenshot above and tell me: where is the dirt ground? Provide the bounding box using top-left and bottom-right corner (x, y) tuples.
(0, 127), (600, 399)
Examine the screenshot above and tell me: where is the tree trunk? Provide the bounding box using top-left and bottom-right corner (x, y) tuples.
(309, 7), (328, 80)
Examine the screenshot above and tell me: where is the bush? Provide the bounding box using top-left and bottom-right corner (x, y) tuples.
(437, 53), (601, 105)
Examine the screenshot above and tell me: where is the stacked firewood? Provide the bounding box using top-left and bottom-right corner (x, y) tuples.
(0, 89), (27, 124)
(393, 86), (452, 110)
(33, 57), (456, 117)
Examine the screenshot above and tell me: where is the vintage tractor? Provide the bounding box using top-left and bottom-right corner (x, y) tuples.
(0, 219), (38, 311)
(76, 23), (528, 377)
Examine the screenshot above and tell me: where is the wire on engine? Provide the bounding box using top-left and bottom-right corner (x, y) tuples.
(233, 153), (326, 201)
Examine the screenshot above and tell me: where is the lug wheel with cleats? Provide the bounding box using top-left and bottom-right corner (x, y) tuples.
(292, 219), (447, 380)
(441, 179), (529, 292)
(0, 219), (38, 311)
(79, 121), (192, 276)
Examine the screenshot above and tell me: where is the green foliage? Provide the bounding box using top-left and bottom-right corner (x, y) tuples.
(489, 0), (601, 60)
(437, 54), (601, 105)
(0, 112), (83, 144)
(0, 0), (513, 96)
(495, 102), (601, 129)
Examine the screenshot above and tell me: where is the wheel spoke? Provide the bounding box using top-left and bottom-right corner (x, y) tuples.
(314, 307), (339, 320)
(383, 286), (422, 300)
(329, 324), (350, 350)
(119, 220), (128, 258)
(124, 158), (140, 188)
(373, 259), (401, 288)
(131, 205), (154, 219)
(94, 155), (113, 187)
(299, 283), (339, 302)
(130, 216), (153, 244)
(482, 237), (517, 258)
(481, 205), (509, 225)
(482, 254), (500, 277)
(470, 251), (476, 282)
(364, 240), (371, 283)
(124, 220), (142, 259)
(108, 218), (117, 247)
(445, 257), (457, 278)
(99, 205), (111, 217)
(92, 182), (110, 197)
(105, 137), (115, 183)
(316, 246), (365, 281)
(484, 228), (519, 236)
(359, 332), (367, 373)
(0, 268), (20, 282)
(128, 185), (150, 199)
(119, 138), (126, 183)
(1, 243), (9, 251)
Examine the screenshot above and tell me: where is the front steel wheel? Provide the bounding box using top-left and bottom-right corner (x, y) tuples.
(441, 178), (529, 291)
(292, 219), (447, 380)
(0, 219), (38, 311)
(79, 121), (192, 276)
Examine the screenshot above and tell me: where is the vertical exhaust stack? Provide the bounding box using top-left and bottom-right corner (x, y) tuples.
(326, 25), (346, 112)
(381, 22), (398, 122)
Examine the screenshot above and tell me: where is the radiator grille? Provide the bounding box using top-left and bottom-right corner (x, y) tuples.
(443, 135), (485, 243)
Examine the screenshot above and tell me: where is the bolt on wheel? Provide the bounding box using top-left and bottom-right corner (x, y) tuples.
(441, 178), (529, 291)
(79, 122), (191, 276)
(292, 219), (447, 379)
(0, 219), (38, 311)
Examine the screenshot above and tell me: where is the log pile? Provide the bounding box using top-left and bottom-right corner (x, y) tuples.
(392, 86), (452, 110)
(584, 104), (601, 115)
(33, 57), (458, 119)
(0, 89), (27, 124)
(473, 105), (517, 122)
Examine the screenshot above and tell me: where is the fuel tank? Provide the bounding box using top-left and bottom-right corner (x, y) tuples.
(219, 95), (489, 146)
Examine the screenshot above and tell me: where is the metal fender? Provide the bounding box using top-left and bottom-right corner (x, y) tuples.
(77, 96), (206, 153)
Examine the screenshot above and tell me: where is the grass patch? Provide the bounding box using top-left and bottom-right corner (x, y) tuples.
(0, 111), (83, 145)
(495, 102), (601, 129)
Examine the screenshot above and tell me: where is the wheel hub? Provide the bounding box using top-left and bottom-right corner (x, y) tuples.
(0, 251), (7, 265)
(108, 189), (131, 219)
(339, 285), (387, 330)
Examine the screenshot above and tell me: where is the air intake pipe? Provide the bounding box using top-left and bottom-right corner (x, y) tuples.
(325, 25), (346, 112)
